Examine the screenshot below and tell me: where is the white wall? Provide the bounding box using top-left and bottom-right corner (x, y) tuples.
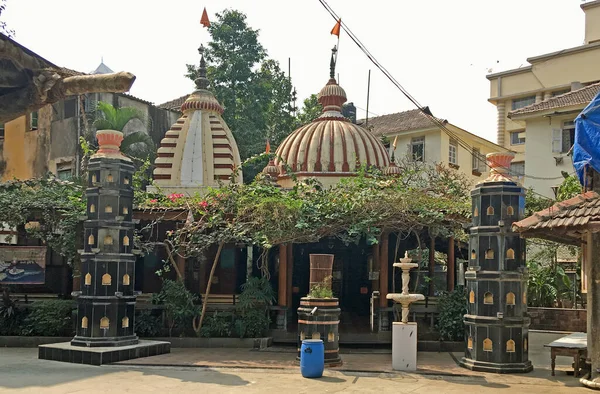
(523, 115), (576, 198)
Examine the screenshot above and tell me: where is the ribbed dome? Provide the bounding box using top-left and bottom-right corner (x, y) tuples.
(274, 76), (390, 176)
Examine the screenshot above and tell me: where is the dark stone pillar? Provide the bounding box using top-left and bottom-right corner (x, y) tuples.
(71, 143), (139, 347)
(460, 153), (532, 373)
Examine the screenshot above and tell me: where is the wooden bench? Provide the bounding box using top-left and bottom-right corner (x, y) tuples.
(201, 294), (239, 309)
(544, 332), (587, 377)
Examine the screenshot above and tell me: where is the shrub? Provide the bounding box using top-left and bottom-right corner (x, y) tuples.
(308, 276), (333, 298)
(21, 300), (75, 336)
(199, 311), (234, 338)
(0, 296), (27, 336)
(134, 310), (163, 337)
(234, 308), (269, 338)
(234, 276), (274, 338)
(153, 280), (199, 336)
(436, 287), (467, 341)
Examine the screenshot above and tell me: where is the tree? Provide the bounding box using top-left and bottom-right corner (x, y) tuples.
(0, 0), (15, 38)
(294, 94), (322, 127)
(185, 9), (295, 178)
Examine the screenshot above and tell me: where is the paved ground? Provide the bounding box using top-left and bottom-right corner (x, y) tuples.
(0, 332), (589, 393)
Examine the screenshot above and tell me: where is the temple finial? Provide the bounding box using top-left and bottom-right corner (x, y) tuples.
(329, 45), (338, 79)
(194, 44), (210, 90)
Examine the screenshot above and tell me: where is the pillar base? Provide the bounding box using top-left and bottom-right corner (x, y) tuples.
(392, 322), (417, 371)
(460, 357), (533, 374)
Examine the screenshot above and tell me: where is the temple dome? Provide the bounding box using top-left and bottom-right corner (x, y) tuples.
(149, 46), (242, 195)
(272, 73), (390, 187)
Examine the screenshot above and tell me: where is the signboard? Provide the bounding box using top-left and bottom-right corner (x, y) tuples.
(0, 246), (46, 284)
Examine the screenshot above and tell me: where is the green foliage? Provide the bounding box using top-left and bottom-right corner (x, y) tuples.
(164, 159), (470, 255)
(436, 287), (467, 341)
(527, 258), (572, 307)
(308, 276), (333, 298)
(186, 9), (295, 178)
(233, 308), (269, 338)
(153, 280), (199, 336)
(21, 300), (75, 336)
(121, 132), (156, 162)
(134, 310), (163, 337)
(234, 276), (273, 338)
(93, 102), (144, 132)
(0, 290), (24, 336)
(0, 0), (15, 38)
(556, 175), (581, 202)
(294, 94), (322, 127)
(199, 311), (234, 338)
(0, 178), (85, 263)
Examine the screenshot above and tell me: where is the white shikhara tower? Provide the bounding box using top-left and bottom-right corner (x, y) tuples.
(150, 45), (243, 195)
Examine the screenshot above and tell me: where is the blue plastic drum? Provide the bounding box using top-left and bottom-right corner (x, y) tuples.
(300, 339), (324, 378)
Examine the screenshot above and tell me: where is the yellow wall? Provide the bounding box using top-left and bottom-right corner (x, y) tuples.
(388, 125), (501, 184)
(585, 4), (600, 44)
(1, 106), (52, 181)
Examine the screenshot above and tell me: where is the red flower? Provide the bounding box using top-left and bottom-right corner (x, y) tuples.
(149, 199), (158, 204)
(168, 193), (184, 202)
(199, 201), (208, 208)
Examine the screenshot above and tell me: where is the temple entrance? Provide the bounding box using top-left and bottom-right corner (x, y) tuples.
(291, 239), (372, 334)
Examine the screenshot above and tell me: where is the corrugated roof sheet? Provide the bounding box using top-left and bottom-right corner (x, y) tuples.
(509, 83), (600, 117)
(358, 107), (447, 137)
(513, 191), (600, 232)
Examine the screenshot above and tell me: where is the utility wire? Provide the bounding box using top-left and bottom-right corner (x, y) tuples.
(317, 0), (572, 192)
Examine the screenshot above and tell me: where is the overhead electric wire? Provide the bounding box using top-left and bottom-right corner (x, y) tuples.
(317, 0), (572, 190)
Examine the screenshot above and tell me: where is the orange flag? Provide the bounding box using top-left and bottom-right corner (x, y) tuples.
(266, 140), (271, 154)
(330, 18), (341, 37)
(201, 7), (210, 27)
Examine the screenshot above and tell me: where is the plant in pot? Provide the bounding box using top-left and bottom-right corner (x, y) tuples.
(92, 102), (155, 162)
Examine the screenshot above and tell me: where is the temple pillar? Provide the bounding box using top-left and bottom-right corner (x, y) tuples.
(447, 236), (455, 292)
(373, 238), (381, 293)
(379, 233), (389, 308)
(588, 170), (600, 380)
(286, 243), (293, 309)
(278, 244), (288, 306)
(429, 236), (435, 296)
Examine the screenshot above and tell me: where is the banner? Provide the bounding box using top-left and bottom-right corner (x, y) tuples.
(0, 246), (46, 284)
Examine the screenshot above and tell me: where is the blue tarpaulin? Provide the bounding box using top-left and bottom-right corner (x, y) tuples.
(573, 90), (600, 184)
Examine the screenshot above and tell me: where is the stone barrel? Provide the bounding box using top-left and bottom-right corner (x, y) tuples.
(309, 254), (334, 289)
(297, 297), (342, 367)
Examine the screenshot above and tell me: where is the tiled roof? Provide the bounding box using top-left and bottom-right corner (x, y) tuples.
(158, 94), (190, 111)
(509, 82), (600, 117)
(512, 191), (600, 235)
(358, 107), (447, 137)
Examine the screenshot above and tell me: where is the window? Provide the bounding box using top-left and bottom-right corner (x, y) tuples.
(511, 96), (536, 111)
(63, 98), (77, 119)
(484, 292), (494, 304)
(510, 161), (525, 180)
(510, 130), (525, 145)
(29, 112), (38, 130)
(57, 168), (72, 181)
(0, 123), (4, 139)
(411, 137), (425, 162)
(472, 148), (485, 172)
(554, 120), (575, 154)
(448, 139), (458, 165)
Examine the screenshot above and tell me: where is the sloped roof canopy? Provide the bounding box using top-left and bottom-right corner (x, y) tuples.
(0, 33), (135, 123)
(509, 82), (600, 118)
(512, 191), (600, 245)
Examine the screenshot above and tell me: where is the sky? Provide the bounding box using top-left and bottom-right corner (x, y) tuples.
(3, 0), (587, 143)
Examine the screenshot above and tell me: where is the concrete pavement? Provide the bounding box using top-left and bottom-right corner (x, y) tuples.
(0, 332), (589, 393)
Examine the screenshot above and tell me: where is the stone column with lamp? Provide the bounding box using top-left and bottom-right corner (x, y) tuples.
(39, 130), (170, 365)
(459, 152), (532, 373)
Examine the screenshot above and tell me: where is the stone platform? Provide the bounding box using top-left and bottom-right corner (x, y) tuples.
(38, 340), (170, 366)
